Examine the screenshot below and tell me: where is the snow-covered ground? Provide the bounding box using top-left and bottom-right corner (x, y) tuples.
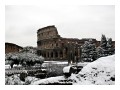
(31, 55), (115, 85)
(44, 61), (68, 64)
(5, 65), (11, 69)
(31, 76), (65, 85)
(5, 74), (25, 85)
(77, 62), (89, 67)
(42, 61), (68, 67)
(75, 55), (115, 85)
(63, 66), (71, 73)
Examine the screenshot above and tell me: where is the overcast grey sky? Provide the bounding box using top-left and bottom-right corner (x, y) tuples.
(5, 5), (115, 47)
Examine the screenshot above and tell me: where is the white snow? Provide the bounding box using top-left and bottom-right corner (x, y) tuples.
(77, 62), (89, 67)
(5, 65), (11, 69)
(63, 66), (71, 73)
(31, 76), (65, 85)
(25, 76), (39, 84)
(30, 55), (115, 85)
(6, 52), (44, 63)
(5, 74), (25, 85)
(13, 64), (22, 68)
(74, 55), (115, 85)
(44, 61), (68, 64)
(42, 61), (68, 67)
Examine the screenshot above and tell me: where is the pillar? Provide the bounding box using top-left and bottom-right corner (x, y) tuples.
(46, 51), (48, 58)
(78, 48), (80, 59)
(63, 49), (66, 59)
(58, 50), (60, 59)
(49, 51), (51, 59)
(53, 51), (55, 59)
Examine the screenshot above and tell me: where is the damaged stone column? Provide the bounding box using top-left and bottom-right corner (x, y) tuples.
(63, 49), (66, 59)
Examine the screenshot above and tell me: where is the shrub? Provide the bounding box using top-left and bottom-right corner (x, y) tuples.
(20, 73), (27, 81)
(5, 74), (24, 85)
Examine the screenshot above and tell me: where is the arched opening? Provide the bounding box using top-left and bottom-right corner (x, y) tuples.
(47, 52), (49, 58)
(44, 53), (46, 58)
(65, 47), (68, 54)
(55, 51), (58, 58)
(60, 51), (63, 58)
(51, 52), (53, 58)
(75, 51), (77, 57)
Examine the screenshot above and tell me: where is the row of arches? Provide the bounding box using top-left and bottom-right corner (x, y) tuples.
(37, 47), (81, 62)
(37, 49), (68, 60)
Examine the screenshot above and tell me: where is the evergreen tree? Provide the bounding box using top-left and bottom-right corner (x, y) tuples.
(81, 39), (97, 62)
(106, 38), (115, 55)
(97, 35), (114, 58)
(81, 41), (89, 62)
(100, 34), (107, 49)
(97, 46), (104, 58)
(89, 39), (97, 61)
(97, 34), (108, 58)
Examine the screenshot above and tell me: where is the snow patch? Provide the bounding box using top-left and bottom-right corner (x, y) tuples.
(75, 55), (115, 85)
(5, 65), (11, 69)
(63, 66), (71, 73)
(31, 76), (65, 85)
(30, 55), (115, 85)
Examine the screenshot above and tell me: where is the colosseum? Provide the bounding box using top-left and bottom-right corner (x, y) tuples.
(37, 25), (100, 63)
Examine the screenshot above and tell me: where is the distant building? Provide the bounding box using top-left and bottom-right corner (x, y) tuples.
(5, 42), (23, 53)
(37, 26), (97, 62)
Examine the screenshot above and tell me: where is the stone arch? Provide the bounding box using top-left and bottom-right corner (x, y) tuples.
(44, 53), (46, 57)
(65, 47), (68, 55)
(55, 51), (58, 58)
(75, 50), (77, 56)
(51, 52), (53, 58)
(60, 51), (63, 58)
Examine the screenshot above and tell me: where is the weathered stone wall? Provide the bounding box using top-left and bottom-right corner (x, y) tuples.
(37, 25), (115, 62)
(5, 43), (23, 53)
(37, 25), (81, 61)
(37, 25), (60, 41)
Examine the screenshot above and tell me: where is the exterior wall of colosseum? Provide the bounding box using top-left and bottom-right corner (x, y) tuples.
(37, 25), (83, 62)
(37, 25), (115, 62)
